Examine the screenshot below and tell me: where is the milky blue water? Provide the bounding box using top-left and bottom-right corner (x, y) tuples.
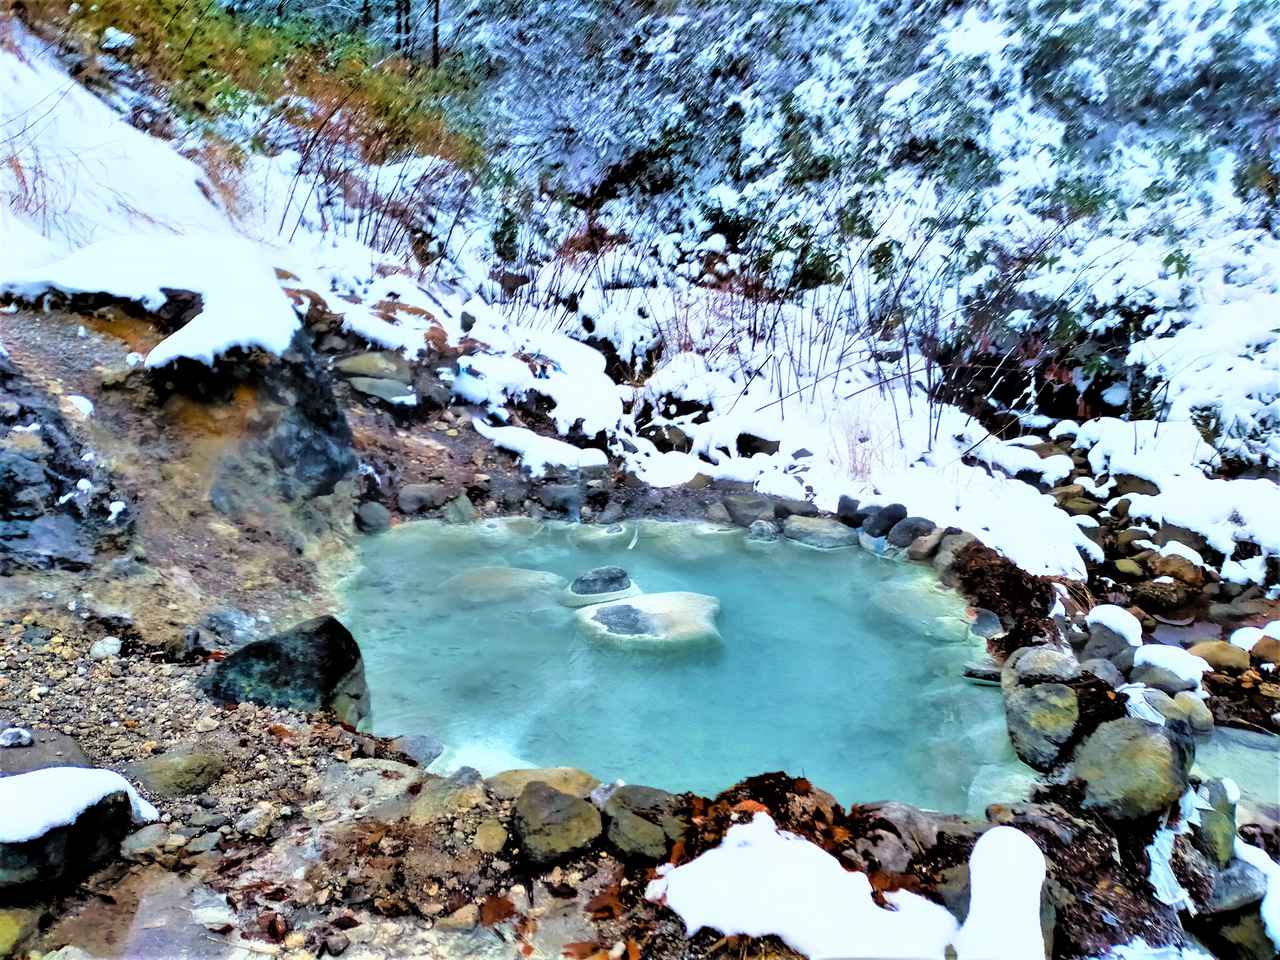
(342, 518), (1025, 812)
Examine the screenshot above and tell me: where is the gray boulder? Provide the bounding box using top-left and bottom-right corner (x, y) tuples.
(747, 519), (779, 542)
(1070, 718), (1193, 820)
(1205, 858), (1269, 914)
(512, 782), (602, 864)
(1130, 663), (1196, 695)
(397, 483), (449, 513)
(862, 504), (908, 538)
(564, 566), (638, 608)
(1080, 658), (1126, 689)
(355, 501), (391, 533)
(782, 515), (859, 548)
(603, 785), (687, 860)
(202, 615), (369, 726)
(723, 494), (775, 527)
(0, 729), (89, 777)
(886, 517), (935, 548)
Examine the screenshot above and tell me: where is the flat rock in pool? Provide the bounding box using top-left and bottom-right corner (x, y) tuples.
(437, 566), (568, 605)
(562, 566), (640, 608)
(782, 515), (859, 549)
(576, 592), (721, 646)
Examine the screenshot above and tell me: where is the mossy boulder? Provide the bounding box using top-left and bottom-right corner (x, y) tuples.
(1070, 718), (1192, 820)
(603, 785), (688, 860)
(1005, 683), (1080, 771)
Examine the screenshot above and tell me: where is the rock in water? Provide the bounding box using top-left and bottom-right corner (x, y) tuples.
(512, 782), (602, 864)
(562, 566), (639, 608)
(576, 592), (720, 646)
(203, 616), (370, 727)
(355, 501), (391, 533)
(1004, 684), (1079, 771)
(438, 566), (567, 606)
(781, 515), (860, 548)
(1070, 718), (1192, 820)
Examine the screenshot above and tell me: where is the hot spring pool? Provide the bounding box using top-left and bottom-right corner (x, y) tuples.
(341, 518), (1026, 811)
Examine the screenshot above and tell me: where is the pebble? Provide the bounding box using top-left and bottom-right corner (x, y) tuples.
(88, 636), (122, 660)
(194, 715), (220, 733)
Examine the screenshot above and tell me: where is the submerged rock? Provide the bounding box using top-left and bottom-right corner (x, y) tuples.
(512, 782), (602, 864)
(747, 519), (779, 542)
(1070, 718), (1192, 820)
(562, 566), (639, 608)
(781, 515), (859, 548)
(576, 592), (721, 646)
(438, 566), (567, 605)
(202, 615), (369, 726)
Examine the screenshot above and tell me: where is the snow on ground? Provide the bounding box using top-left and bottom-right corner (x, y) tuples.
(0, 766), (157, 843)
(646, 813), (1045, 960)
(1235, 837), (1280, 951)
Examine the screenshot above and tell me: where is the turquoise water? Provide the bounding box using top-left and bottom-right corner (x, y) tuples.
(341, 518), (1024, 812)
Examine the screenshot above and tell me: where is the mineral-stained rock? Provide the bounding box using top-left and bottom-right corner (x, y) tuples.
(334, 351), (412, 384)
(203, 615), (369, 726)
(1187, 641), (1250, 672)
(1004, 683), (1079, 771)
(563, 566), (638, 607)
(512, 782), (602, 864)
(124, 744), (227, 798)
(1070, 718), (1192, 820)
(1194, 780), (1237, 869)
(577, 592), (720, 646)
(486, 767), (600, 801)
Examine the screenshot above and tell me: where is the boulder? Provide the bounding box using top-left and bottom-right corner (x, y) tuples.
(932, 532), (976, 576)
(1194, 780), (1237, 869)
(907, 528), (945, 561)
(203, 615), (369, 727)
(535, 483), (583, 514)
(1081, 622), (1138, 667)
(1070, 718), (1192, 820)
(334, 351), (412, 384)
(1080, 658), (1125, 689)
(0, 729), (89, 777)
(722, 494), (775, 527)
(512, 782), (602, 864)
(1130, 663), (1196, 695)
(577, 592), (720, 646)
(443, 493), (477, 524)
(355, 501), (391, 533)
(0, 770), (140, 891)
(486, 767), (600, 801)
(1187, 641), (1250, 672)
(773, 498), (819, 519)
(124, 744), (227, 798)
(835, 495), (861, 525)
(562, 566), (639, 608)
(886, 517), (935, 548)
(347, 377), (416, 404)
(1205, 858), (1269, 914)
(397, 483), (449, 514)
(1004, 683), (1079, 771)
(1173, 691), (1214, 733)
(781, 515), (859, 549)
(746, 519), (779, 542)
(862, 504), (908, 538)
(603, 785), (687, 860)
(438, 566), (567, 606)
(1002, 647), (1080, 692)
(1252, 636), (1280, 665)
